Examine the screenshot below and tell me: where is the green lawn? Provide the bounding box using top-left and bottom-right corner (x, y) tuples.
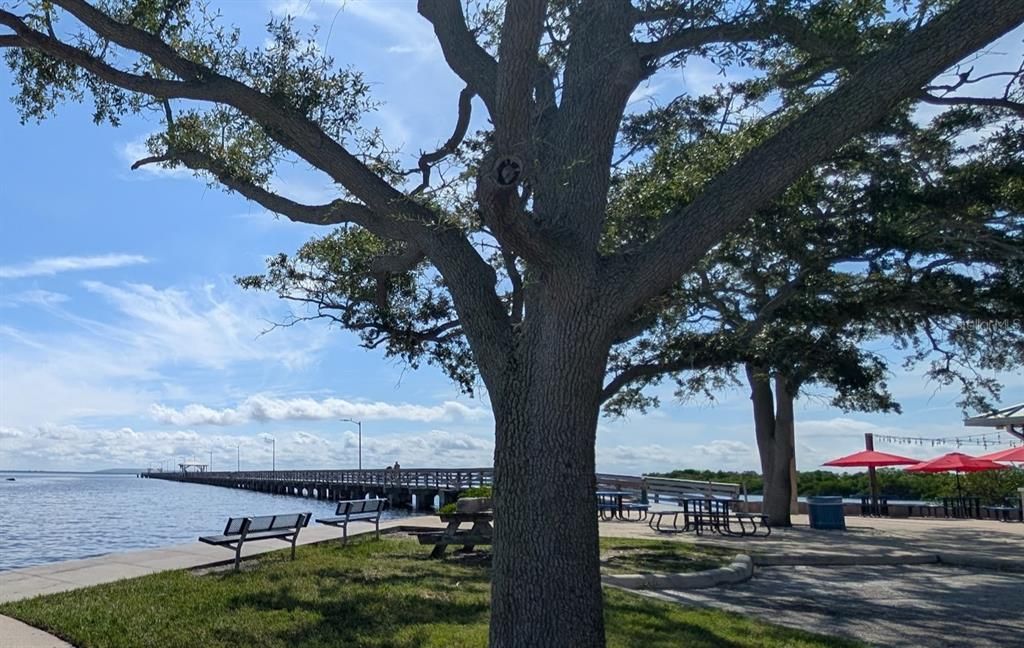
(1, 537), (861, 648)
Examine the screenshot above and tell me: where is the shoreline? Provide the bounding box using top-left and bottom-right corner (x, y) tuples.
(0, 515), (446, 604)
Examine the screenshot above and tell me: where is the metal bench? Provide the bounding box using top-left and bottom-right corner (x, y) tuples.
(199, 512), (312, 570)
(316, 498), (386, 543)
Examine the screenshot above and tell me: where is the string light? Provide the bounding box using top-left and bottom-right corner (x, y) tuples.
(872, 431), (1021, 449)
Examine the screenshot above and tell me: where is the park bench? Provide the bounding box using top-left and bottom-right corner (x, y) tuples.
(199, 512), (311, 571)
(316, 498), (386, 543)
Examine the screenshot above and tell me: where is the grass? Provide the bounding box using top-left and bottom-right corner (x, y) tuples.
(1, 536), (862, 648)
(599, 537), (736, 575)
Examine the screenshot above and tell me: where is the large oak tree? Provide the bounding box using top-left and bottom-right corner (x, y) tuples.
(4, 1), (1023, 645)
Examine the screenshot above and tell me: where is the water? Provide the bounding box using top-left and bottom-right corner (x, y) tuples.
(0, 472), (407, 571)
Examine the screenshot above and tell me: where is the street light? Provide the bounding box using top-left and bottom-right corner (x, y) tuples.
(236, 442), (241, 472)
(264, 435), (276, 472)
(341, 418), (362, 472)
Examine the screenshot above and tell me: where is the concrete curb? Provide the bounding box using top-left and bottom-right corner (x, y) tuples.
(937, 553), (1024, 573)
(602, 554), (753, 590)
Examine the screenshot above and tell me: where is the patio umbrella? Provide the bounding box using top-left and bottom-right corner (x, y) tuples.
(823, 450), (921, 468)
(976, 446), (1024, 463)
(905, 452), (1007, 505)
(824, 450), (920, 515)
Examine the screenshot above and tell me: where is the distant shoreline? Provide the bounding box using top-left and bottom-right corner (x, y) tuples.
(0, 469), (142, 475)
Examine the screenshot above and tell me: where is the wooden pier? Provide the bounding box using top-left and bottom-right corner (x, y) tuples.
(141, 468), (494, 510)
(141, 469), (738, 512)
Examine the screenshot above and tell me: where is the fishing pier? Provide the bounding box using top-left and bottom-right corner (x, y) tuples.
(141, 468), (495, 510)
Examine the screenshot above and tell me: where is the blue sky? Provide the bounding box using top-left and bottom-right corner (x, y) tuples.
(1, 1), (1021, 473)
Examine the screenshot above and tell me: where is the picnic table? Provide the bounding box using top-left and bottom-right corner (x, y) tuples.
(417, 511), (493, 558)
(648, 498), (770, 537)
(597, 490), (648, 521)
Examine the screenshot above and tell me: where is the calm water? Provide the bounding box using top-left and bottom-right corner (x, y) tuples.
(0, 472), (406, 571)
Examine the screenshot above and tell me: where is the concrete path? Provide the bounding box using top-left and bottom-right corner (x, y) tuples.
(599, 513), (1024, 567)
(640, 563), (1023, 648)
(0, 615), (73, 648)
(0, 515), (444, 604)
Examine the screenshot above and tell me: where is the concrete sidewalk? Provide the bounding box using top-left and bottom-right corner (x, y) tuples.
(0, 515), (445, 604)
(0, 615), (73, 648)
(599, 513), (1024, 568)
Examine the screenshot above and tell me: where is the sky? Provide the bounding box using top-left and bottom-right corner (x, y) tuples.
(1, 1), (1021, 474)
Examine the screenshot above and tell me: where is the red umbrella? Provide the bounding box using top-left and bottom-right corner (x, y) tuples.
(905, 452), (1007, 507)
(823, 450), (921, 516)
(976, 446), (1024, 463)
(905, 452), (1007, 473)
(824, 450), (921, 468)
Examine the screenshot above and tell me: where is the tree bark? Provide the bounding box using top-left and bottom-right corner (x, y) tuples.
(745, 363), (795, 527)
(488, 296), (610, 648)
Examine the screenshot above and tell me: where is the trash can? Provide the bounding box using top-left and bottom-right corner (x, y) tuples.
(807, 496), (846, 530)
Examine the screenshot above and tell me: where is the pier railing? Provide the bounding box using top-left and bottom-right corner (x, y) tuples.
(148, 467), (493, 490)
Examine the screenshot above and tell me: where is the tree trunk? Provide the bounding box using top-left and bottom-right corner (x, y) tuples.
(488, 300), (610, 648)
(745, 363), (794, 527)
(774, 375), (799, 517)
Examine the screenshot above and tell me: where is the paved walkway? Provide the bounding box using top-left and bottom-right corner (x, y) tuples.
(0, 616), (73, 648)
(600, 513), (1024, 566)
(641, 563), (1022, 648)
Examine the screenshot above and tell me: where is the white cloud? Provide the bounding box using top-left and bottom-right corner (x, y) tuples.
(0, 282), (328, 428)
(0, 290), (70, 307)
(151, 394), (491, 426)
(597, 439), (757, 474)
(334, 1), (438, 57)
(0, 254), (149, 279)
(0, 423), (493, 472)
(269, 0), (316, 19)
(79, 281), (321, 371)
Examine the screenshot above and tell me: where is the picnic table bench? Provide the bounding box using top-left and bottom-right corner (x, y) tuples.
(417, 511), (493, 559)
(316, 498), (386, 543)
(648, 499), (771, 537)
(199, 512), (311, 571)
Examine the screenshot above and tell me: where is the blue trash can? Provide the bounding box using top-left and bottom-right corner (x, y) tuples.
(807, 496), (846, 530)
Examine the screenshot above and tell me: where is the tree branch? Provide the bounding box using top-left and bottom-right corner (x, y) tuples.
(635, 14), (854, 63)
(0, 10), (205, 98)
(604, 0), (1024, 325)
(134, 149), (375, 226)
(408, 85), (474, 195)
(918, 93), (1024, 116)
(417, 0), (498, 111)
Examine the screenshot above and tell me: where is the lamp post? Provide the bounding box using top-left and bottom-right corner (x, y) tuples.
(264, 435), (276, 472)
(341, 418), (362, 472)
(236, 442), (241, 472)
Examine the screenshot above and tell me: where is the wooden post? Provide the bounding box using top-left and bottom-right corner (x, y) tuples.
(866, 433), (879, 516)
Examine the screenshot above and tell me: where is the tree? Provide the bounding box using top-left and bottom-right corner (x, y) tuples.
(603, 99), (1024, 526)
(4, 1), (1023, 645)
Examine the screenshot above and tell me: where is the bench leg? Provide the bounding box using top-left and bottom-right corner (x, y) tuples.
(342, 523), (348, 545)
(291, 533), (299, 560)
(234, 542), (243, 571)
(375, 517), (380, 540)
